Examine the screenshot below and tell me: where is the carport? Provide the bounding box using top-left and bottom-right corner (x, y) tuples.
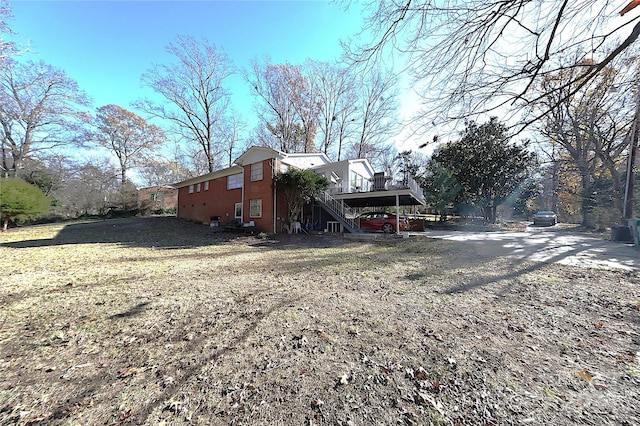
(330, 186), (426, 234)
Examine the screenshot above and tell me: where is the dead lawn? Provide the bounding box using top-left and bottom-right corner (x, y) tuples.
(1, 217), (639, 425)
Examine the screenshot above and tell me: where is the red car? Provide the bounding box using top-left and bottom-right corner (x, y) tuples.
(357, 212), (409, 233)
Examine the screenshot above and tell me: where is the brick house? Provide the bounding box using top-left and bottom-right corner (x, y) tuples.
(175, 146), (425, 234)
(138, 185), (178, 213)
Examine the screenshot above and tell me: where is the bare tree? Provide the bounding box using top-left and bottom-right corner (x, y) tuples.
(137, 158), (192, 187)
(244, 58), (318, 153)
(305, 60), (358, 160)
(345, 70), (399, 163)
(344, 1), (640, 135)
(136, 35), (233, 173)
(0, 59), (90, 177)
(536, 53), (634, 227)
(334, 85), (359, 161)
(92, 104), (166, 185)
(65, 158), (120, 216)
(216, 110), (246, 167)
(0, 0), (17, 61)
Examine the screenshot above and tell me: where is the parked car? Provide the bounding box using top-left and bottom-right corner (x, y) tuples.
(357, 212), (409, 233)
(533, 211), (557, 226)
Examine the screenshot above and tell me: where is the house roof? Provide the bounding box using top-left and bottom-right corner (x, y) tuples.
(173, 165), (244, 188)
(138, 185), (177, 191)
(235, 146), (285, 165)
(280, 152), (331, 168)
(235, 146), (331, 169)
(174, 146), (373, 189)
(310, 158), (376, 176)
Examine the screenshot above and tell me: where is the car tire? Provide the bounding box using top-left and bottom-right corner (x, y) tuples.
(382, 223), (394, 233)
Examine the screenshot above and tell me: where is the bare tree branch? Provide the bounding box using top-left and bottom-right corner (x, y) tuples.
(136, 35), (233, 173)
(344, 1), (640, 136)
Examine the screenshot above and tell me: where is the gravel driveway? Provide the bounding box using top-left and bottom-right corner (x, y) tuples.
(412, 225), (639, 271)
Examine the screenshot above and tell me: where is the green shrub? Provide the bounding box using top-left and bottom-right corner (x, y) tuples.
(0, 178), (50, 230)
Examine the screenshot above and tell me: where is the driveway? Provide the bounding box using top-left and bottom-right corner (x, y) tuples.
(410, 225), (639, 271)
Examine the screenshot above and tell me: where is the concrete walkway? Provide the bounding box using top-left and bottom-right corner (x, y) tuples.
(408, 226), (639, 272)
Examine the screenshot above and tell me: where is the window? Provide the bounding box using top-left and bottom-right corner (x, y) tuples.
(188, 184), (194, 194)
(350, 171), (364, 192)
(249, 199), (262, 218)
(251, 162), (263, 181)
(227, 173), (243, 189)
(204, 181), (209, 191)
(235, 202), (243, 220)
(196, 183), (201, 192)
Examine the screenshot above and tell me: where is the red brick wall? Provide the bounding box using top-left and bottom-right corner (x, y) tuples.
(138, 186), (178, 211)
(177, 178), (241, 225)
(242, 161), (277, 233)
(177, 160), (287, 233)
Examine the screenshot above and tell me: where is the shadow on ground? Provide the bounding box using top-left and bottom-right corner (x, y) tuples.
(0, 217), (348, 250)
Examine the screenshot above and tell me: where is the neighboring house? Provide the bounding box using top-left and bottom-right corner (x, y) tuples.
(174, 146), (425, 234)
(138, 186), (178, 213)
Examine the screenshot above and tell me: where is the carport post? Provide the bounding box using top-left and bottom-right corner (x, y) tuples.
(396, 193), (400, 234)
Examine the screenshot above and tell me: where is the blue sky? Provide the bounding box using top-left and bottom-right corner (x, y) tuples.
(10, 0), (371, 136)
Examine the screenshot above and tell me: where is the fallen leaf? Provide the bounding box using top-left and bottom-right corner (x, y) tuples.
(576, 370), (592, 381)
(338, 373), (349, 385)
(414, 367), (428, 380)
(116, 409), (131, 422)
(119, 367), (140, 378)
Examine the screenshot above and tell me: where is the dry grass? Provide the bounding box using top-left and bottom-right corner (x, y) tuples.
(1, 217), (639, 425)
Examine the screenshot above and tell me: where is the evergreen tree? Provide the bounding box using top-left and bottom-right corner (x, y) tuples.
(0, 178), (50, 230)
(433, 118), (537, 223)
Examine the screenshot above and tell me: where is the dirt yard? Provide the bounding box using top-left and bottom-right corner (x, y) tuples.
(1, 217), (638, 425)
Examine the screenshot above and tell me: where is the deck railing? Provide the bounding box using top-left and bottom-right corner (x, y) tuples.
(327, 175), (425, 203)
(406, 176), (425, 203)
(317, 191), (359, 230)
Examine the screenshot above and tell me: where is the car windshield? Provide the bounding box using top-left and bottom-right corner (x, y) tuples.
(537, 211), (555, 216)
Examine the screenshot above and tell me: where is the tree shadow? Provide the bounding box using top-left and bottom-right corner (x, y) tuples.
(1, 217), (347, 250)
(109, 302), (150, 320)
(441, 239), (632, 295)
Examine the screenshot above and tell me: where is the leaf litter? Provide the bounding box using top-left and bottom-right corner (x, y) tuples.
(0, 217), (638, 425)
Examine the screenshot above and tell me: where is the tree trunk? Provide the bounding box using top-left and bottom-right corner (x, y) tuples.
(623, 129), (638, 220)
(580, 172), (596, 228)
(482, 200), (497, 224)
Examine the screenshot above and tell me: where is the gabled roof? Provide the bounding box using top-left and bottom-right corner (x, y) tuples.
(235, 146), (331, 169)
(174, 146), (371, 188)
(234, 146), (286, 166)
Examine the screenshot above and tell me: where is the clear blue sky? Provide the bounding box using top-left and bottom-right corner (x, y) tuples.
(10, 0), (369, 132)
